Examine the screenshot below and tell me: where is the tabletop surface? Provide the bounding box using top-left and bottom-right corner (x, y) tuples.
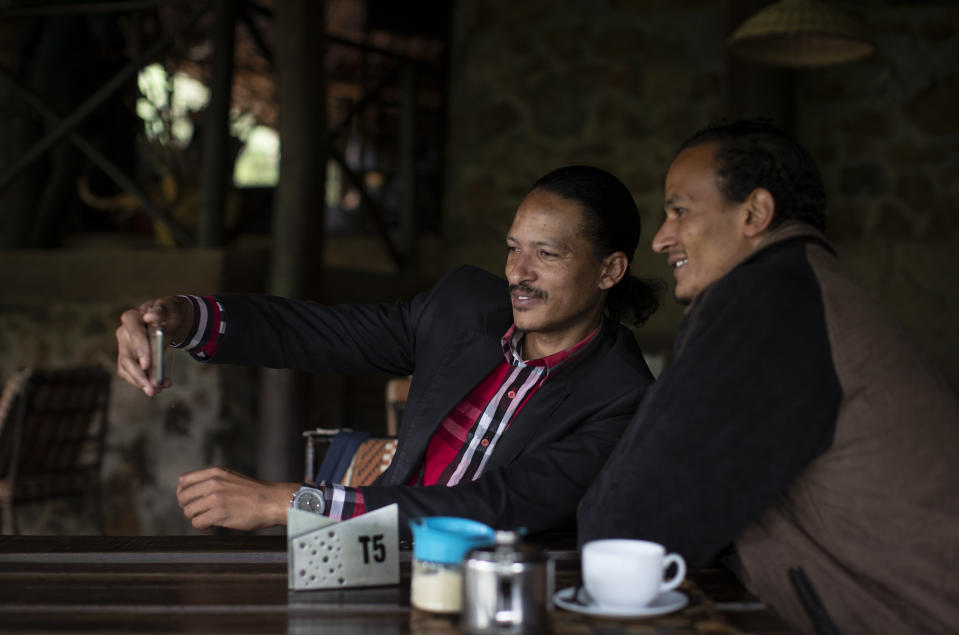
(0, 534), (794, 634)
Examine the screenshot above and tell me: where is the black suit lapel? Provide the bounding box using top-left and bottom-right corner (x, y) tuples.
(486, 373), (571, 468)
(486, 326), (609, 469)
(386, 328), (504, 483)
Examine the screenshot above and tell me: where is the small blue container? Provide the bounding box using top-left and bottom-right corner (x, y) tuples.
(409, 516), (496, 564)
(409, 516), (497, 613)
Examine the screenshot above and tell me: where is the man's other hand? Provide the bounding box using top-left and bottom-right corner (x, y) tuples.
(176, 466), (298, 532)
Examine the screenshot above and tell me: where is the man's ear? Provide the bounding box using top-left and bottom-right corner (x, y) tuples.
(599, 251), (629, 290)
(743, 188), (775, 238)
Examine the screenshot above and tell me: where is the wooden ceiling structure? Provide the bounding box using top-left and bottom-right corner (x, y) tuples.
(0, 0), (450, 270)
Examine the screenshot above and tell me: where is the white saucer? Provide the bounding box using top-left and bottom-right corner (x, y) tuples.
(553, 586), (688, 618)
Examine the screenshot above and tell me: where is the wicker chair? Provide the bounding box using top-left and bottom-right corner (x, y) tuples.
(0, 367), (110, 534)
(302, 376), (407, 488)
(385, 376), (410, 437)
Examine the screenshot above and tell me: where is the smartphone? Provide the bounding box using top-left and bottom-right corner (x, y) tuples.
(151, 325), (164, 387)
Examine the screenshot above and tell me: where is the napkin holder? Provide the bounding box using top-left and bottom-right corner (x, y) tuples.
(287, 503), (400, 590)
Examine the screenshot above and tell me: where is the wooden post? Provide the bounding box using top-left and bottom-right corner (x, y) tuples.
(397, 65), (417, 262)
(726, 0), (796, 131)
(258, 0), (328, 483)
(198, 0), (237, 247)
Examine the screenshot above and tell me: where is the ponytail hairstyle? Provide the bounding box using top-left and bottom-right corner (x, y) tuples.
(529, 165), (664, 326)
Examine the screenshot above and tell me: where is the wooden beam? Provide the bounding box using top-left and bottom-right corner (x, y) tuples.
(258, 0), (328, 483)
(397, 65), (417, 258)
(0, 66), (194, 247)
(0, 0), (190, 16)
(726, 0), (796, 130)
(0, 1), (210, 195)
(330, 149), (405, 270)
(197, 0), (237, 247)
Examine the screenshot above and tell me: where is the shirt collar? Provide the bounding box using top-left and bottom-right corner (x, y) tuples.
(500, 323), (602, 372)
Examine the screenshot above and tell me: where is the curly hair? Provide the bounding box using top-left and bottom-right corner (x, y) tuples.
(529, 166), (664, 326)
(677, 118), (827, 231)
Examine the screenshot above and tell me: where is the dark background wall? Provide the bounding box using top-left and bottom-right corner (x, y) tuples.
(0, 0), (956, 534)
(443, 0), (959, 388)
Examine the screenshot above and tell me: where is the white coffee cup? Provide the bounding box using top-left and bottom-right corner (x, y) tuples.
(581, 539), (686, 608)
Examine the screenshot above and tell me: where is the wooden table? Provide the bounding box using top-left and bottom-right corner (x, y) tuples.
(0, 535), (793, 633)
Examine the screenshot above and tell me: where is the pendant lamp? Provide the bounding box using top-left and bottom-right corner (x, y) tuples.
(728, 0), (875, 67)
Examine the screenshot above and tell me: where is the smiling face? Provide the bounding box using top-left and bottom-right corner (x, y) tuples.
(652, 143), (757, 304)
(505, 188), (615, 359)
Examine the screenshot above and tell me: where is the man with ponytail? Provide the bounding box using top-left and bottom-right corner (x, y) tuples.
(116, 165), (662, 540)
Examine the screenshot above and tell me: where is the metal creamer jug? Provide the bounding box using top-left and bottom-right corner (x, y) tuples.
(461, 530), (553, 634)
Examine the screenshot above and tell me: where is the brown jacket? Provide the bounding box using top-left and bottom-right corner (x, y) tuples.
(736, 224), (959, 634)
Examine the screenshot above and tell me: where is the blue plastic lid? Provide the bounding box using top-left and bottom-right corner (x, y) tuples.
(409, 516), (495, 565)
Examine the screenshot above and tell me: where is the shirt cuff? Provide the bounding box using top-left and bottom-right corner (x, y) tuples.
(173, 295), (226, 361)
(320, 482), (366, 520)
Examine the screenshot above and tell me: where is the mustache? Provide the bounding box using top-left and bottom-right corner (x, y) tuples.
(508, 282), (547, 299)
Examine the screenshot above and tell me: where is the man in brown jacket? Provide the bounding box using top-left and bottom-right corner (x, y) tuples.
(579, 119), (959, 634)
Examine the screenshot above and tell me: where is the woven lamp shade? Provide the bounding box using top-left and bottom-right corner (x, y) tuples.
(729, 0), (875, 67)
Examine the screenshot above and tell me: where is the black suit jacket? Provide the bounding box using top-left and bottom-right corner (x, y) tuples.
(211, 266), (655, 538)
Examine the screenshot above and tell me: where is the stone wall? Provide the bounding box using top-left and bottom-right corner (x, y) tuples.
(443, 0), (730, 343)
(0, 244), (425, 535)
(443, 0), (959, 389)
(797, 5), (959, 386)
(0, 248), (237, 534)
